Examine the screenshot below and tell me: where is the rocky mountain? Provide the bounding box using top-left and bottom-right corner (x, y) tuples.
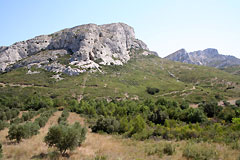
(165, 48), (240, 68)
(0, 23), (157, 75)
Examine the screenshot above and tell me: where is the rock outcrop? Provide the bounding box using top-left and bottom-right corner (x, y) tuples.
(165, 48), (240, 68)
(0, 23), (157, 75)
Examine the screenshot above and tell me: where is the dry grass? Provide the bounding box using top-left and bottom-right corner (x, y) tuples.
(1, 111), (240, 160)
(0, 111), (62, 160)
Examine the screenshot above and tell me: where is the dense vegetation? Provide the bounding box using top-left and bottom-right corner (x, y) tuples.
(68, 98), (240, 145)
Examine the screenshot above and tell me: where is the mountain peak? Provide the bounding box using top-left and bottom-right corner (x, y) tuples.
(203, 48), (219, 56)
(165, 48), (240, 68)
(177, 48), (187, 53)
(0, 23), (157, 75)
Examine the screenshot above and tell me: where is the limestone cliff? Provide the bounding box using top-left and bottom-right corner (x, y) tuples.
(0, 23), (157, 75)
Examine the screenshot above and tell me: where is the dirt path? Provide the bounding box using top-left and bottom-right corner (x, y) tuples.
(218, 98), (238, 106)
(77, 73), (89, 102)
(0, 82), (47, 88)
(190, 98), (239, 108)
(158, 86), (196, 97)
(1, 111), (62, 160)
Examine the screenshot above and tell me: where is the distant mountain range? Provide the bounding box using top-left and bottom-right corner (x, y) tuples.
(165, 48), (240, 68)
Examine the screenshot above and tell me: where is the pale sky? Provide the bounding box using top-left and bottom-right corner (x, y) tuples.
(0, 0), (240, 58)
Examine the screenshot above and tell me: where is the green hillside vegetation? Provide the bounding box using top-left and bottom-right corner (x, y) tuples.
(220, 65), (240, 75)
(0, 94), (240, 159)
(0, 54), (240, 104)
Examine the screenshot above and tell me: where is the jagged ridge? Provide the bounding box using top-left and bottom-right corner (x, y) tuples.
(0, 23), (157, 75)
(165, 48), (240, 68)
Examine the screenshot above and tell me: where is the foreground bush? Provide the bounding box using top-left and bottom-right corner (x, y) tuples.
(44, 122), (87, 155)
(58, 109), (69, 125)
(7, 124), (25, 143)
(145, 143), (175, 158)
(0, 120), (8, 130)
(91, 116), (120, 134)
(0, 142), (2, 159)
(7, 122), (40, 143)
(183, 143), (219, 160)
(7, 109), (56, 143)
(163, 143), (175, 155)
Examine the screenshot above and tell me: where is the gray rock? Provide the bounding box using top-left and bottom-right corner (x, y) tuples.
(165, 48), (240, 68)
(0, 23), (157, 75)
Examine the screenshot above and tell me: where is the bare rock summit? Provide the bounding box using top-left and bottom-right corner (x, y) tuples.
(0, 23), (157, 75)
(165, 48), (240, 68)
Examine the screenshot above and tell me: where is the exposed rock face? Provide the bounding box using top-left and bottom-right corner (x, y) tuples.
(0, 23), (156, 75)
(165, 48), (240, 68)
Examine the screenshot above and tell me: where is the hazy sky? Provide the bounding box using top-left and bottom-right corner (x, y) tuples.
(0, 0), (240, 58)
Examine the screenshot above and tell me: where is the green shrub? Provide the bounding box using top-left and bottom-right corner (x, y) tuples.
(44, 122), (87, 156)
(218, 108), (236, 122)
(128, 115), (146, 136)
(146, 87), (159, 95)
(91, 116), (120, 134)
(183, 143), (219, 160)
(132, 128), (153, 140)
(94, 155), (108, 160)
(231, 141), (240, 150)
(0, 112), (6, 121)
(236, 100), (240, 107)
(7, 124), (25, 143)
(149, 110), (169, 124)
(21, 111), (35, 122)
(10, 117), (23, 125)
(0, 120), (8, 130)
(22, 122), (40, 138)
(145, 144), (163, 158)
(58, 110), (69, 125)
(180, 108), (207, 123)
(200, 102), (222, 117)
(163, 143), (175, 155)
(0, 142), (2, 159)
(25, 95), (53, 110)
(34, 116), (48, 128)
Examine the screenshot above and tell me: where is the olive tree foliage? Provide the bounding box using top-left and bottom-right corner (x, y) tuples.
(6, 122), (40, 143)
(7, 124), (25, 143)
(44, 122), (87, 155)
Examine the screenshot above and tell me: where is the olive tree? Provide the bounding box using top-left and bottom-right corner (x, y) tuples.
(44, 122), (87, 156)
(7, 125), (25, 143)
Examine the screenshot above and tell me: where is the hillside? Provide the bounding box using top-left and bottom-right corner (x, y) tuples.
(1, 23), (240, 104)
(165, 48), (240, 68)
(220, 65), (240, 75)
(0, 54), (240, 104)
